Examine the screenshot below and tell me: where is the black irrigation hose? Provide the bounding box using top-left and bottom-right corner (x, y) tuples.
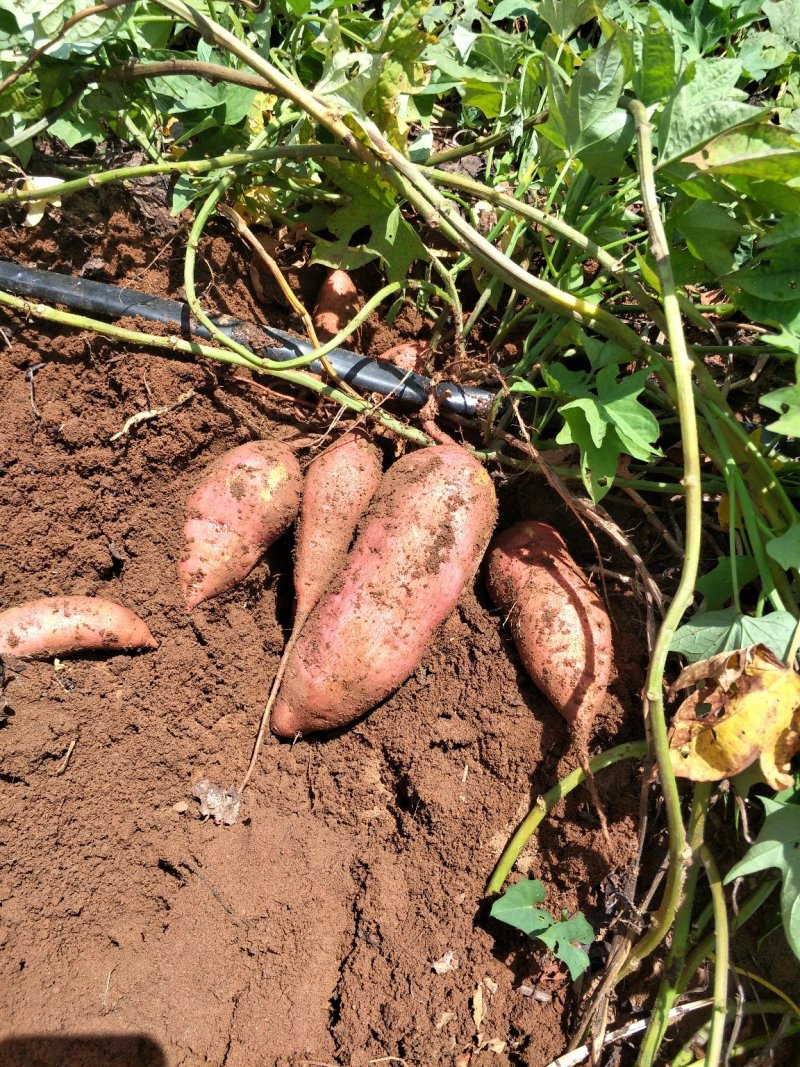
(0, 261), (496, 420)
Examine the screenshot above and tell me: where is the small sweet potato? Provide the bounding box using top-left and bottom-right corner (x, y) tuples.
(485, 521), (613, 725)
(0, 596), (157, 659)
(312, 269), (360, 342)
(237, 431), (384, 794)
(294, 432), (383, 622)
(179, 440), (302, 610)
(379, 341), (426, 374)
(271, 444), (498, 737)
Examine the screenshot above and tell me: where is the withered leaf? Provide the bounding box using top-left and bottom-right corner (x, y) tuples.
(669, 644), (800, 790)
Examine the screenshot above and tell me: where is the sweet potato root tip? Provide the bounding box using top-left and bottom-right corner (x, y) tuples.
(0, 596), (157, 659)
(178, 440), (302, 610)
(486, 521), (613, 726)
(312, 269), (360, 343)
(271, 444), (498, 738)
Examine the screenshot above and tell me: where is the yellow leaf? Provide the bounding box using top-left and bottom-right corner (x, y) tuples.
(235, 185), (276, 226)
(21, 176), (63, 226)
(717, 493), (730, 529)
(669, 644), (800, 790)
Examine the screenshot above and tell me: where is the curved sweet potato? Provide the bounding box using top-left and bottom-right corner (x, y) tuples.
(313, 269), (360, 343)
(237, 432), (384, 795)
(271, 444), (498, 737)
(179, 440), (302, 610)
(294, 432), (383, 622)
(485, 521), (613, 725)
(0, 596), (157, 659)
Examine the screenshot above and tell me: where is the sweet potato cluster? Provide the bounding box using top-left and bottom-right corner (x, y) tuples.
(0, 434), (613, 744)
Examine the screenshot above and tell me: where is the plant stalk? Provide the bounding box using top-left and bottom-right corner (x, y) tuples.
(486, 741), (647, 896)
(618, 97), (703, 978)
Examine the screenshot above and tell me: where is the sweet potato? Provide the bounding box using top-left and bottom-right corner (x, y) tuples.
(237, 432), (383, 795)
(485, 521), (613, 725)
(294, 433), (383, 622)
(179, 440), (302, 610)
(312, 269), (360, 343)
(379, 340), (426, 374)
(0, 596), (157, 659)
(270, 444), (498, 737)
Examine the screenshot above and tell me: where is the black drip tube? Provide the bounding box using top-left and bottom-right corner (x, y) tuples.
(0, 261), (496, 420)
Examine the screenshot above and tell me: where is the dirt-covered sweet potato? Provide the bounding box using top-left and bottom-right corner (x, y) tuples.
(294, 432), (383, 623)
(485, 521), (613, 726)
(270, 444), (498, 737)
(379, 341), (426, 374)
(178, 440), (302, 610)
(236, 431), (384, 794)
(0, 596), (157, 659)
(312, 269), (360, 343)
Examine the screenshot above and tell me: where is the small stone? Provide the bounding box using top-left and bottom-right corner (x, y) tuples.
(432, 949), (457, 975)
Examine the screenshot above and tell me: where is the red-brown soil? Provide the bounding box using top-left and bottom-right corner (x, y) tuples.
(1, 184), (654, 1066)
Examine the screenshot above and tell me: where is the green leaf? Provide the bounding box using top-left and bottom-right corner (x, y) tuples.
(738, 30), (792, 80)
(696, 556), (761, 611)
(670, 608), (799, 662)
(552, 365), (660, 502)
(491, 0), (536, 22)
(47, 112), (104, 148)
(684, 123), (800, 174)
(670, 199), (744, 276)
(767, 526), (800, 571)
(633, 8), (679, 107)
(762, 0), (800, 44)
(538, 0), (595, 39)
(489, 878), (552, 936)
(536, 912), (594, 980)
(762, 377), (800, 435)
(728, 240), (800, 304)
(728, 242), (800, 351)
(724, 796), (800, 961)
(657, 58), (763, 166)
(312, 194), (426, 281)
(490, 879), (594, 980)
(148, 75), (225, 113)
(560, 36), (634, 177)
(557, 410), (626, 502)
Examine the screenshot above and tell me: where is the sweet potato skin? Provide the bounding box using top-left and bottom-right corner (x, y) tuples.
(313, 269), (360, 342)
(271, 444), (498, 737)
(0, 596), (157, 659)
(179, 440), (302, 610)
(294, 433), (383, 621)
(379, 341), (426, 374)
(486, 521), (612, 723)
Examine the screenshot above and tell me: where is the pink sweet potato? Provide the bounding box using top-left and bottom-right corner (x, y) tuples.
(294, 432), (383, 623)
(238, 432), (383, 793)
(485, 521), (613, 725)
(0, 596), (157, 659)
(179, 440), (302, 610)
(379, 341), (426, 374)
(312, 269), (360, 342)
(270, 444), (498, 737)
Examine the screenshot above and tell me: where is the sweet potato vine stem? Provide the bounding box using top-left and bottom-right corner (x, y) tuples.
(0, 289), (433, 446)
(636, 781), (712, 1063)
(485, 741), (647, 897)
(696, 844), (730, 1067)
(618, 98), (701, 979)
